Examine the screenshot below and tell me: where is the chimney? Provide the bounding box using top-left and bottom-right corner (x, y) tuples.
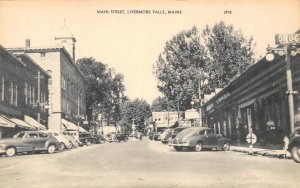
(25, 38), (30, 48)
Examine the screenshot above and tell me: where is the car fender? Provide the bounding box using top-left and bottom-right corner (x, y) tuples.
(185, 136), (202, 147)
(217, 138), (230, 146)
(5, 143), (33, 153)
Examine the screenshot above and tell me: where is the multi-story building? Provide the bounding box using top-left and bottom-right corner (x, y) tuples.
(7, 24), (86, 132)
(0, 45), (49, 138)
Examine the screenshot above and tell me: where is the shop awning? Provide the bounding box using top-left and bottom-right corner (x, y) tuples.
(0, 115), (16, 128)
(61, 119), (88, 133)
(9, 118), (36, 130)
(24, 115), (47, 130)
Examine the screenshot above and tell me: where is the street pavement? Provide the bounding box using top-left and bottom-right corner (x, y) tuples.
(0, 138), (299, 188)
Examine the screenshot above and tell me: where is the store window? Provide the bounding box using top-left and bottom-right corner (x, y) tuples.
(9, 81), (13, 104)
(24, 83), (28, 105)
(0, 77), (4, 101)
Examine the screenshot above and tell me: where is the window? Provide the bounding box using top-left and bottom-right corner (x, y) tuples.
(29, 85), (32, 106)
(206, 129), (213, 135)
(0, 77), (4, 101)
(28, 133), (38, 138)
(39, 133), (49, 138)
(14, 84), (17, 106)
(199, 130), (206, 135)
(24, 83), (28, 105)
(9, 81), (13, 104)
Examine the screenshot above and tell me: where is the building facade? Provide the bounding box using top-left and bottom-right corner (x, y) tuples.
(7, 25), (86, 132)
(202, 54), (300, 145)
(0, 45), (49, 138)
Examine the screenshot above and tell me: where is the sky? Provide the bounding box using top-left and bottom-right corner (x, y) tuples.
(0, 0), (299, 104)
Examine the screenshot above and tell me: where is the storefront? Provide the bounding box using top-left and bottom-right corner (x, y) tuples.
(203, 54), (300, 145)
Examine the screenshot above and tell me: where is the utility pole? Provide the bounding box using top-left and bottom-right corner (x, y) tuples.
(34, 70), (43, 130)
(198, 78), (202, 127)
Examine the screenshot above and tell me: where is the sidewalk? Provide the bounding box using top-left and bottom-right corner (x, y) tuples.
(230, 143), (291, 159)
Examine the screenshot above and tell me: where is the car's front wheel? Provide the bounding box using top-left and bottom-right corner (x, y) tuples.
(291, 146), (300, 163)
(66, 142), (72, 149)
(47, 144), (56, 154)
(86, 141), (92, 146)
(6, 147), (16, 157)
(222, 142), (230, 151)
(195, 142), (203, 152)
(59, 143), (65, 150)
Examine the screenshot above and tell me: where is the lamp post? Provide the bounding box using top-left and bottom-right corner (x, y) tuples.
(266, 41), (299, 134)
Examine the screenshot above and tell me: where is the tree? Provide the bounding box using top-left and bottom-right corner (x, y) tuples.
(76, 57), (126, 126)
(151, 96), (176, 112)
(153, 26), (208, 112)
(202, 21), (256, 88)
(119, 98), (151, 132)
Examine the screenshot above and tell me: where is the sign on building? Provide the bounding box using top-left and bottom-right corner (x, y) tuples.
(275, 34), (300, 45)
(185, 109), (199, 119)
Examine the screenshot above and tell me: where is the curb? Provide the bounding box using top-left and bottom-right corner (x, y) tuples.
(230, 147), (291, 160)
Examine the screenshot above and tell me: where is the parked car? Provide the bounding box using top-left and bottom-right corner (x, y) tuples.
(153, 132), (161, 141)
(62, 131), (79, 148)
(44, 131), (72, 150)
(78, 133), (92, 146)
(0, 131), (61, 157)
(148, 132), (155, 140)
(160, 129), (173, 144)
(288, 128), (300, 163)
(91, 134), (106, 144)
(170, 127), (230, 152)
(116, 133), (128, 142)
(171, 127), (187, 139)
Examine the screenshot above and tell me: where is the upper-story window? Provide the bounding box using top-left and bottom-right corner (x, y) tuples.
(8, 81), (17, 106)
(24, 83), (28, 105)
(0, 77), (4, 101)
(9, 81), (13, 105)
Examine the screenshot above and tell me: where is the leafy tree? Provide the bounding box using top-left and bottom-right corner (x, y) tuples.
(153, 26), (208, 111)
(119, 98), (151, 132)
(76, 57), (126, 126)
(151, 96), (176, 112)
(202, 21), (256, 88)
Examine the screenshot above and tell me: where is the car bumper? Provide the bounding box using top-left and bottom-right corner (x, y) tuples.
(170, 143), (189, 147)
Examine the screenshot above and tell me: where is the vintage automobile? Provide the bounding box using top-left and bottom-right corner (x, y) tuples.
(288, 128), (300, 163)
(91, 134), (106, 144)
(160, 129), (173, 144)
(171, 127), (187, 139)
(0, 131), (61, 157)
(78, 133), (92, 146)
(62, 131), (79, 148)
(44, 131), (72, 150)
(170, 127), (230, 152)
(153, 132), (161, 141)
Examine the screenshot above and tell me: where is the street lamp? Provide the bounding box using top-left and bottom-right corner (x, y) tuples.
(266, 42), (299, 133)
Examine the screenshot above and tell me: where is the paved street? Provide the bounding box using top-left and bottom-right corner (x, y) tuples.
(0, 139), (299, 188)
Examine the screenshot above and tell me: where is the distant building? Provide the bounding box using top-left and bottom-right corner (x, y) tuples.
(152, 111), (178, 131)
(7, 23), (87, 132)
(0, 45), (49, 138)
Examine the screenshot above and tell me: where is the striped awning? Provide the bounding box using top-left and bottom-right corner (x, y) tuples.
(24, 115), (47, 130)
(9, 118), (36, 130)
(61, 119), (87, 133)
(0, 115), (16, 128)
